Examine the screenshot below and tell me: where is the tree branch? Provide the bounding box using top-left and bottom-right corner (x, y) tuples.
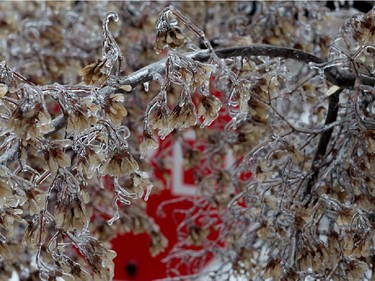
(214, 44), (325, 64)
(0, 142), (20, 166)
(2, 45), (373, 168)
(111, 44), (375, 90)
(303, 88), (343, 203)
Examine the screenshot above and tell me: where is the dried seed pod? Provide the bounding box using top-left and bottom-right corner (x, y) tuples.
(197, 94), (222, 127)
(80, 59), (108, 86)
(100, 149), (139, 177)
(168, 101), (197, 130)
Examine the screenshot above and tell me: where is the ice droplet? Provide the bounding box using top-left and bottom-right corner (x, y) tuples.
(143, 82), (149, 92)
(144, 184), (153, 201)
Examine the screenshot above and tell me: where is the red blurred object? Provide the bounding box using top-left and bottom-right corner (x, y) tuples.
(111, 190), (199, 280)
(111, 84), (235, 280)
(111, 132), (218, 280)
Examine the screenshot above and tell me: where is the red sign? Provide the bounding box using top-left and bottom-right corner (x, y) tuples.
(111, 82), (235, 280)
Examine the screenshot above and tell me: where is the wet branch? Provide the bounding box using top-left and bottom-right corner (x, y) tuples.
(0, 142), (20, 166)
(1, 44), (372, 167)
(214, 44), (325, 64)
(303, 88), (343, 203)
(112, 44), (375, 90)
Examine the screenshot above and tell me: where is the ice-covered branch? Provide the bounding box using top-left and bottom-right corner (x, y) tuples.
(111, 45), (375, 90)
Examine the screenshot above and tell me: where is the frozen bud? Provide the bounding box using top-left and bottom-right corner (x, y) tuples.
(55, 197), (86, 231)
(233, 82), (251, 113)
(139, 130), (159, 157)
(197, 95), (222, 127)
(189, 63), (214, 91)
(0, 208), (22, 239)
(168, 101), (197, 130)
(76, 146), (104, 179)
(264, 258), (282, 280)
(80, 59), (108, 86)
(345, 259), (368, 281)
(62, 261), (91, 281)
(298, 248), (314, 271)
(23, 217), (41, 247)
(336, 207), (354, 226)
(149, 231), (168, 257)
(8, 102), (54, 141)
(44, 143), (71, 173)
(103, 93), (128, 126)
(0, 83), (8, 97)
(154, 26), (186, 54)
(183, 147), (201, 169)
(149, 105), (170, 139)
(24, 188), (46, 216)
(66, 103), (97, 134)
(132, 171), (153, 200)
(76, 236), (117, 281)
(100, 149), (139, 177)
(80, 186), (91, 204)
(188, 225), (209, 246)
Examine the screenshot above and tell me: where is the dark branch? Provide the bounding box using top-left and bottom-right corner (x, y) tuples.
(214, 44), (325, 64)
(303, 88), (343, 203)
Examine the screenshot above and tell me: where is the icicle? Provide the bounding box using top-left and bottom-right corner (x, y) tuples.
(143, 82), (149, 92)
(144, 183), (153, 201)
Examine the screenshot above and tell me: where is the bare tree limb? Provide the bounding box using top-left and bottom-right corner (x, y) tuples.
(303, 87), (343, 203)
(2, 45), (373, 168)
(110, 44), (375, 90)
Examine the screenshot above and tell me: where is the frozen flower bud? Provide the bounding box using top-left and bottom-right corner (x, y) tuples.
(336, 207), (354, 227)
(197, 95), (222, 127)
(0, 208), (22, 240)
(149, 105), (170, 139)
(100, 149), (139, 177)
(103, 93), (128, 126)
(188, 225), (209, 246)
(168, 101), (197, 130)
(24, 188), (46, 216)
(76, 146), (104, 179)
(8, 102), (54, 141)
(154, 26), (186, 54)
(264, 258), (282, 280)
(75, 236), (117, 281)
(188, 63), (214, 91)
(139, 130), (159, 157)
(149, 231), (168, 257)
(62, 261), (91, 281)
(66, 101), (97, 134)
(44, 143), (71, 173)
(80, 59), (108, 86)
(345, 259), (368, 281)
(132, 171), (153, 201)
(55, 197), (86, 231)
